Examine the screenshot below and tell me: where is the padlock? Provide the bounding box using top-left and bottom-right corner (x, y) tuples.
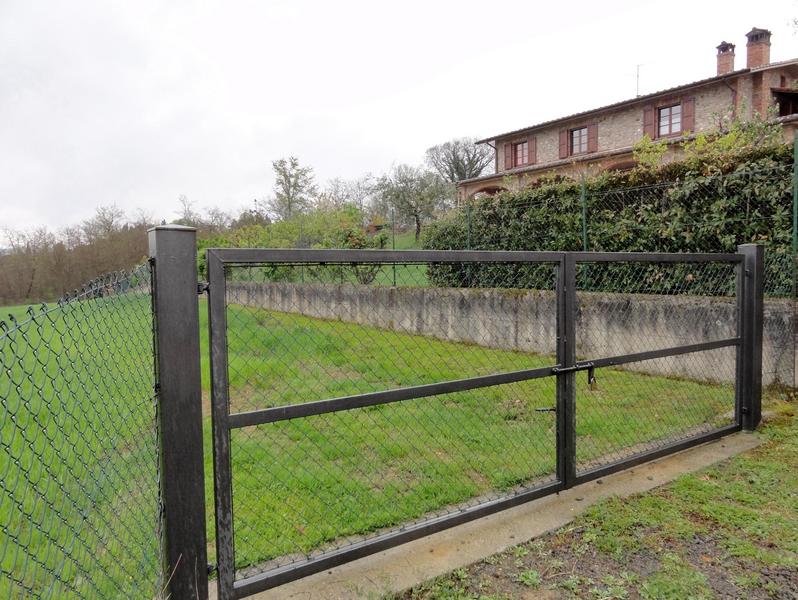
(587, 366), (598, 391)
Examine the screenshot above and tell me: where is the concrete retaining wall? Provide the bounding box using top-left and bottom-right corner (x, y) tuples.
(227, 282), (795, 386)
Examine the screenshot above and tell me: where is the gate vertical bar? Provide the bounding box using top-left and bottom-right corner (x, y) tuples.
(738, 243), (764, 430)
(556, 253), (577, 486)
(734, 259), (744, 427)
(148, 225), (208, 600)
(207, 249), (236, 599)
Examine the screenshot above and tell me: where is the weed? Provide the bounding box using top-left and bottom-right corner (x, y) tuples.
(515, 569), (542, 588)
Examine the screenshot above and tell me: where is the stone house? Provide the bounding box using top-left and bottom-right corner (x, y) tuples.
(457, 27), (798, 203)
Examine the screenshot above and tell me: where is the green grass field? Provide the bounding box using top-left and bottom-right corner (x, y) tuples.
(200, 304), (734, 572)
(2, 295), (735, 592)
(394, 401), (798, 599)
(1, 295), (161, 598)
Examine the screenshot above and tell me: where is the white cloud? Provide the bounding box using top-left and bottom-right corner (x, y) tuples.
(1, 0), (795, 229)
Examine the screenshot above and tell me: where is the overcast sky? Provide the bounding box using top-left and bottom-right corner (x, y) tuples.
(1, 0), (795, 230)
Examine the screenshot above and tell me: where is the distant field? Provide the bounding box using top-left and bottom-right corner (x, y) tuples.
(2, 303), (41, 323)
(390, 230), (422, 250)
(387, 230), (428, 285)
(2, 297), (735, 589)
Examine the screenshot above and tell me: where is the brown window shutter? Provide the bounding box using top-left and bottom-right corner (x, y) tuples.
(527, 136), (537, 164)
(504, 143), (513, 170)
(587, 123), (598, 153)
(558, 130), (568, 159)
(642, 106), (655, 138)
(681, 97), (695, 132)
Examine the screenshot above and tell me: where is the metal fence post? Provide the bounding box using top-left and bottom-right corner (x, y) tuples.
(556, 253), (577, 485)
(791, 136), (797, 257)
(580, 178), (588, 254)
(738, 243), (764, 431)
(148, 225), (208, 600)
(466, 199), (472, 250)
(792, 137), (798, 390)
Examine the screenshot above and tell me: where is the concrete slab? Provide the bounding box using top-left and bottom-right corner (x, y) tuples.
(210, 431), (762, 600)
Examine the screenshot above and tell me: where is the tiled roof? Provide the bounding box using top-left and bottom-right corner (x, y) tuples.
(476, 58), (798, 144)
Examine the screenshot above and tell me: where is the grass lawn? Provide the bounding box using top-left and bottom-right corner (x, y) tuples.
(1, 295), (741, 592)
(392, 396), (797, 600)
(201, 304), (735, 574)
(391, 230), (423, 250)
(1, 295), (161, 599)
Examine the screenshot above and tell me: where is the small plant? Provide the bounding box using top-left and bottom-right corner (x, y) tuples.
(515, 569), (542, 588)
(512, 546), (529, 558)
(589, 584), (628, 599)
(733, 572), (761, 589)
(561, 575), (587, 592)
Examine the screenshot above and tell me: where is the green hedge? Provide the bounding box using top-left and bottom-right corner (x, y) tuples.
(423, 144), (794, 295)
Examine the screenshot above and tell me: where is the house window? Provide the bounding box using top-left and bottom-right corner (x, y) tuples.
(570, 127), (588, 155)
(513, 141), (528, 166)
(775, 90), (798, 117)
(658, 104), (682, 137)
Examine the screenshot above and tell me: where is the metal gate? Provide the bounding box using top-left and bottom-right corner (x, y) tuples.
(205, 247), (763, 599)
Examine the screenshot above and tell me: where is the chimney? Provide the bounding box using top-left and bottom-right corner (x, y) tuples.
(716, 41), (736, 75)
(746, 27), (771, 69)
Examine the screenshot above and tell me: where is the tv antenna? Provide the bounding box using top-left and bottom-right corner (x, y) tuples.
(636, 64), (643, 97)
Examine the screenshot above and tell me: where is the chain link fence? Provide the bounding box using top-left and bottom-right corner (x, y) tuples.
(0, 264), (163, 598)
(572, 260), (739, 471)
(454, 162), (796, 386)
(221, 260), (560, 579)
(207, 249), (754, 596)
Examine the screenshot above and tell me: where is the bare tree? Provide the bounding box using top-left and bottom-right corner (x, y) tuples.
(204, 206), (233, 233)
(267, 156), (317, 220)
(81, 205), (126, 242)
(174, 194), (202, 227)
(318, 175), (375, 213)
(425, 137), (493, 183)
(377, 165), (449, 241)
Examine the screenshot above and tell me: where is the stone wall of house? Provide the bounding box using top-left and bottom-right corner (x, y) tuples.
(495, 82), (735, 175)
(227, 281), (795, 387)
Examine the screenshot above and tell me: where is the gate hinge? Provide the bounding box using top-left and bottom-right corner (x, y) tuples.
(198, 282), (210, 295)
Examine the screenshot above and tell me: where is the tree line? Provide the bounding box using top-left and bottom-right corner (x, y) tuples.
(1, 138), (492, 305)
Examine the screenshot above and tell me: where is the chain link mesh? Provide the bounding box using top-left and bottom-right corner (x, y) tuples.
(215, 256), (743, 580)
(455, 162), (795, 385)
(223, 262), (559, 576)
(0, 264), (162, 598)
(574, 261), (739, 471)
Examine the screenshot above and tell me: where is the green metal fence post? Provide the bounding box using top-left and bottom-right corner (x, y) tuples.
(466, 199), (473, 285)
(792, 137), (798, 256)
(466, 199), (472, 250)
(391, 206), (397, 286)
(580, 177), (588, 254)
(793, 137), (798, 390)
(580, 177), (588, 288)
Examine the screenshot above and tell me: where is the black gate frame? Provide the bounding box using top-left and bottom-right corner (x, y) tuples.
(203, 246), (763, 600)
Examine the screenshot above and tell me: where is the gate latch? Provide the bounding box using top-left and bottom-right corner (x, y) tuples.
(551, 361), (594, 374)
(552, 362), (598, 390)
